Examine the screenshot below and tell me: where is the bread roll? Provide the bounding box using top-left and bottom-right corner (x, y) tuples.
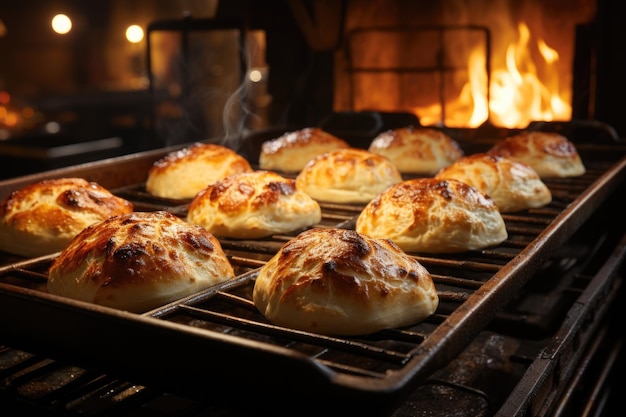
(295, 148), (403, 204)
(187, 170), (322, 239)
(368, 126), (464, 175)
(487, 131), (585, 178)
(259, 127), (350, 172)
(146, 143), (253, 199)
(48, 211), (235, 313)
(356, 178), (507, 253)
(0, 178), (133, 258)
(253, 227), (438, 336)
(434, 153), (552, 212)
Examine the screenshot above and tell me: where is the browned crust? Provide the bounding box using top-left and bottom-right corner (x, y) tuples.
(253, 227), (438, 335)
(48, 211), (235, 311)
(191, 171), (297, 217)
(260, 128), (349, 156)
(0, 178), (133, 232)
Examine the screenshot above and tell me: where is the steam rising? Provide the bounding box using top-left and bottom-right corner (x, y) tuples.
(151, 26), (269, 151)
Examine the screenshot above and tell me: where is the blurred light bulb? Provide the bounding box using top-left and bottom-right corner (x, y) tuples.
(51, 14), (72, 34)
(126, 25), (144, 43)
(45, 121), (61, 134)
(249, 69), (263, 83)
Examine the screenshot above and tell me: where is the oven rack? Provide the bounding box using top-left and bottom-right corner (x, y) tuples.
(0, 144), (625, 416)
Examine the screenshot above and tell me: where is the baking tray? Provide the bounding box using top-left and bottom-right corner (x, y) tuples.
(1, 138), (626, 416)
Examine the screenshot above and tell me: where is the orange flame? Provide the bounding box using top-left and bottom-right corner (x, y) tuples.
(416, 23), (571, 128)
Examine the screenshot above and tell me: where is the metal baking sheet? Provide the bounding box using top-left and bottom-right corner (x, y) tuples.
(1, 139), (625, 416)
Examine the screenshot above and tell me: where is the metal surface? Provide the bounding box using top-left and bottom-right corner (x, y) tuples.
(0, 138), (625, 416)
(496, 224), (626, 416)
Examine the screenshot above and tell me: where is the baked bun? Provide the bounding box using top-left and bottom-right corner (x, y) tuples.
(368, 126), (464, 175)
(48, 211), (235, 313)
(356, 178), (507, 253)
(259, 127), (350, 172)
(487, 131), (585, 178)
(295, 148), (402, 204)
(434, 153), (552, 212)
(146, 143), (253, 199)
(187, 170), (322, 239)
(0, 178), (133, 258)
(253, 227), (438, 336)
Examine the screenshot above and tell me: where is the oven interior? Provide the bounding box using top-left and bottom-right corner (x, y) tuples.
(1, 1), (626, 416)
(0, 0), (624, 171)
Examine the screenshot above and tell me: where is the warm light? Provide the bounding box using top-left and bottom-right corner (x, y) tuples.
(125, 25), (144, 43)
(0, 91), (10, 105)
(538, 40), (558, 64)
(248, 69), (263, 82)
(486, 23), (570, 128)
(414, 22), (571, 128)
(51, 14), (72, 35)
(22, 107), (35, 119)
(3, 111), (18, 127)
(466, 49), (489, 127)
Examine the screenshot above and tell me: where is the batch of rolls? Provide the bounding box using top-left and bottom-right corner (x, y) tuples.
(0, 125), (586, 337)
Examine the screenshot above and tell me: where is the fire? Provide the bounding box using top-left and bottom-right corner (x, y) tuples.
(416, 23), (571, 128)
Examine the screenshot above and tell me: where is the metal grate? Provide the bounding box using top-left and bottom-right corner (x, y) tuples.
(0, 145), (625, 415)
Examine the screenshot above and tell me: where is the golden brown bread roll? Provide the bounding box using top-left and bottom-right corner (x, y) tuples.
(355, 178), (508, 253)
(434, 153), (552, 212)
(368, 126), (464, 175)
(0, 178), (134, 258)
(253, 227), (438, 336)
(145, 143), (253, 199)
(187, 170), (322, 239)
(295, 148), (403, 204)
(486, 131), (585, 178)
(48, 211), (235, 313)
(259, 127), (350, 172)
